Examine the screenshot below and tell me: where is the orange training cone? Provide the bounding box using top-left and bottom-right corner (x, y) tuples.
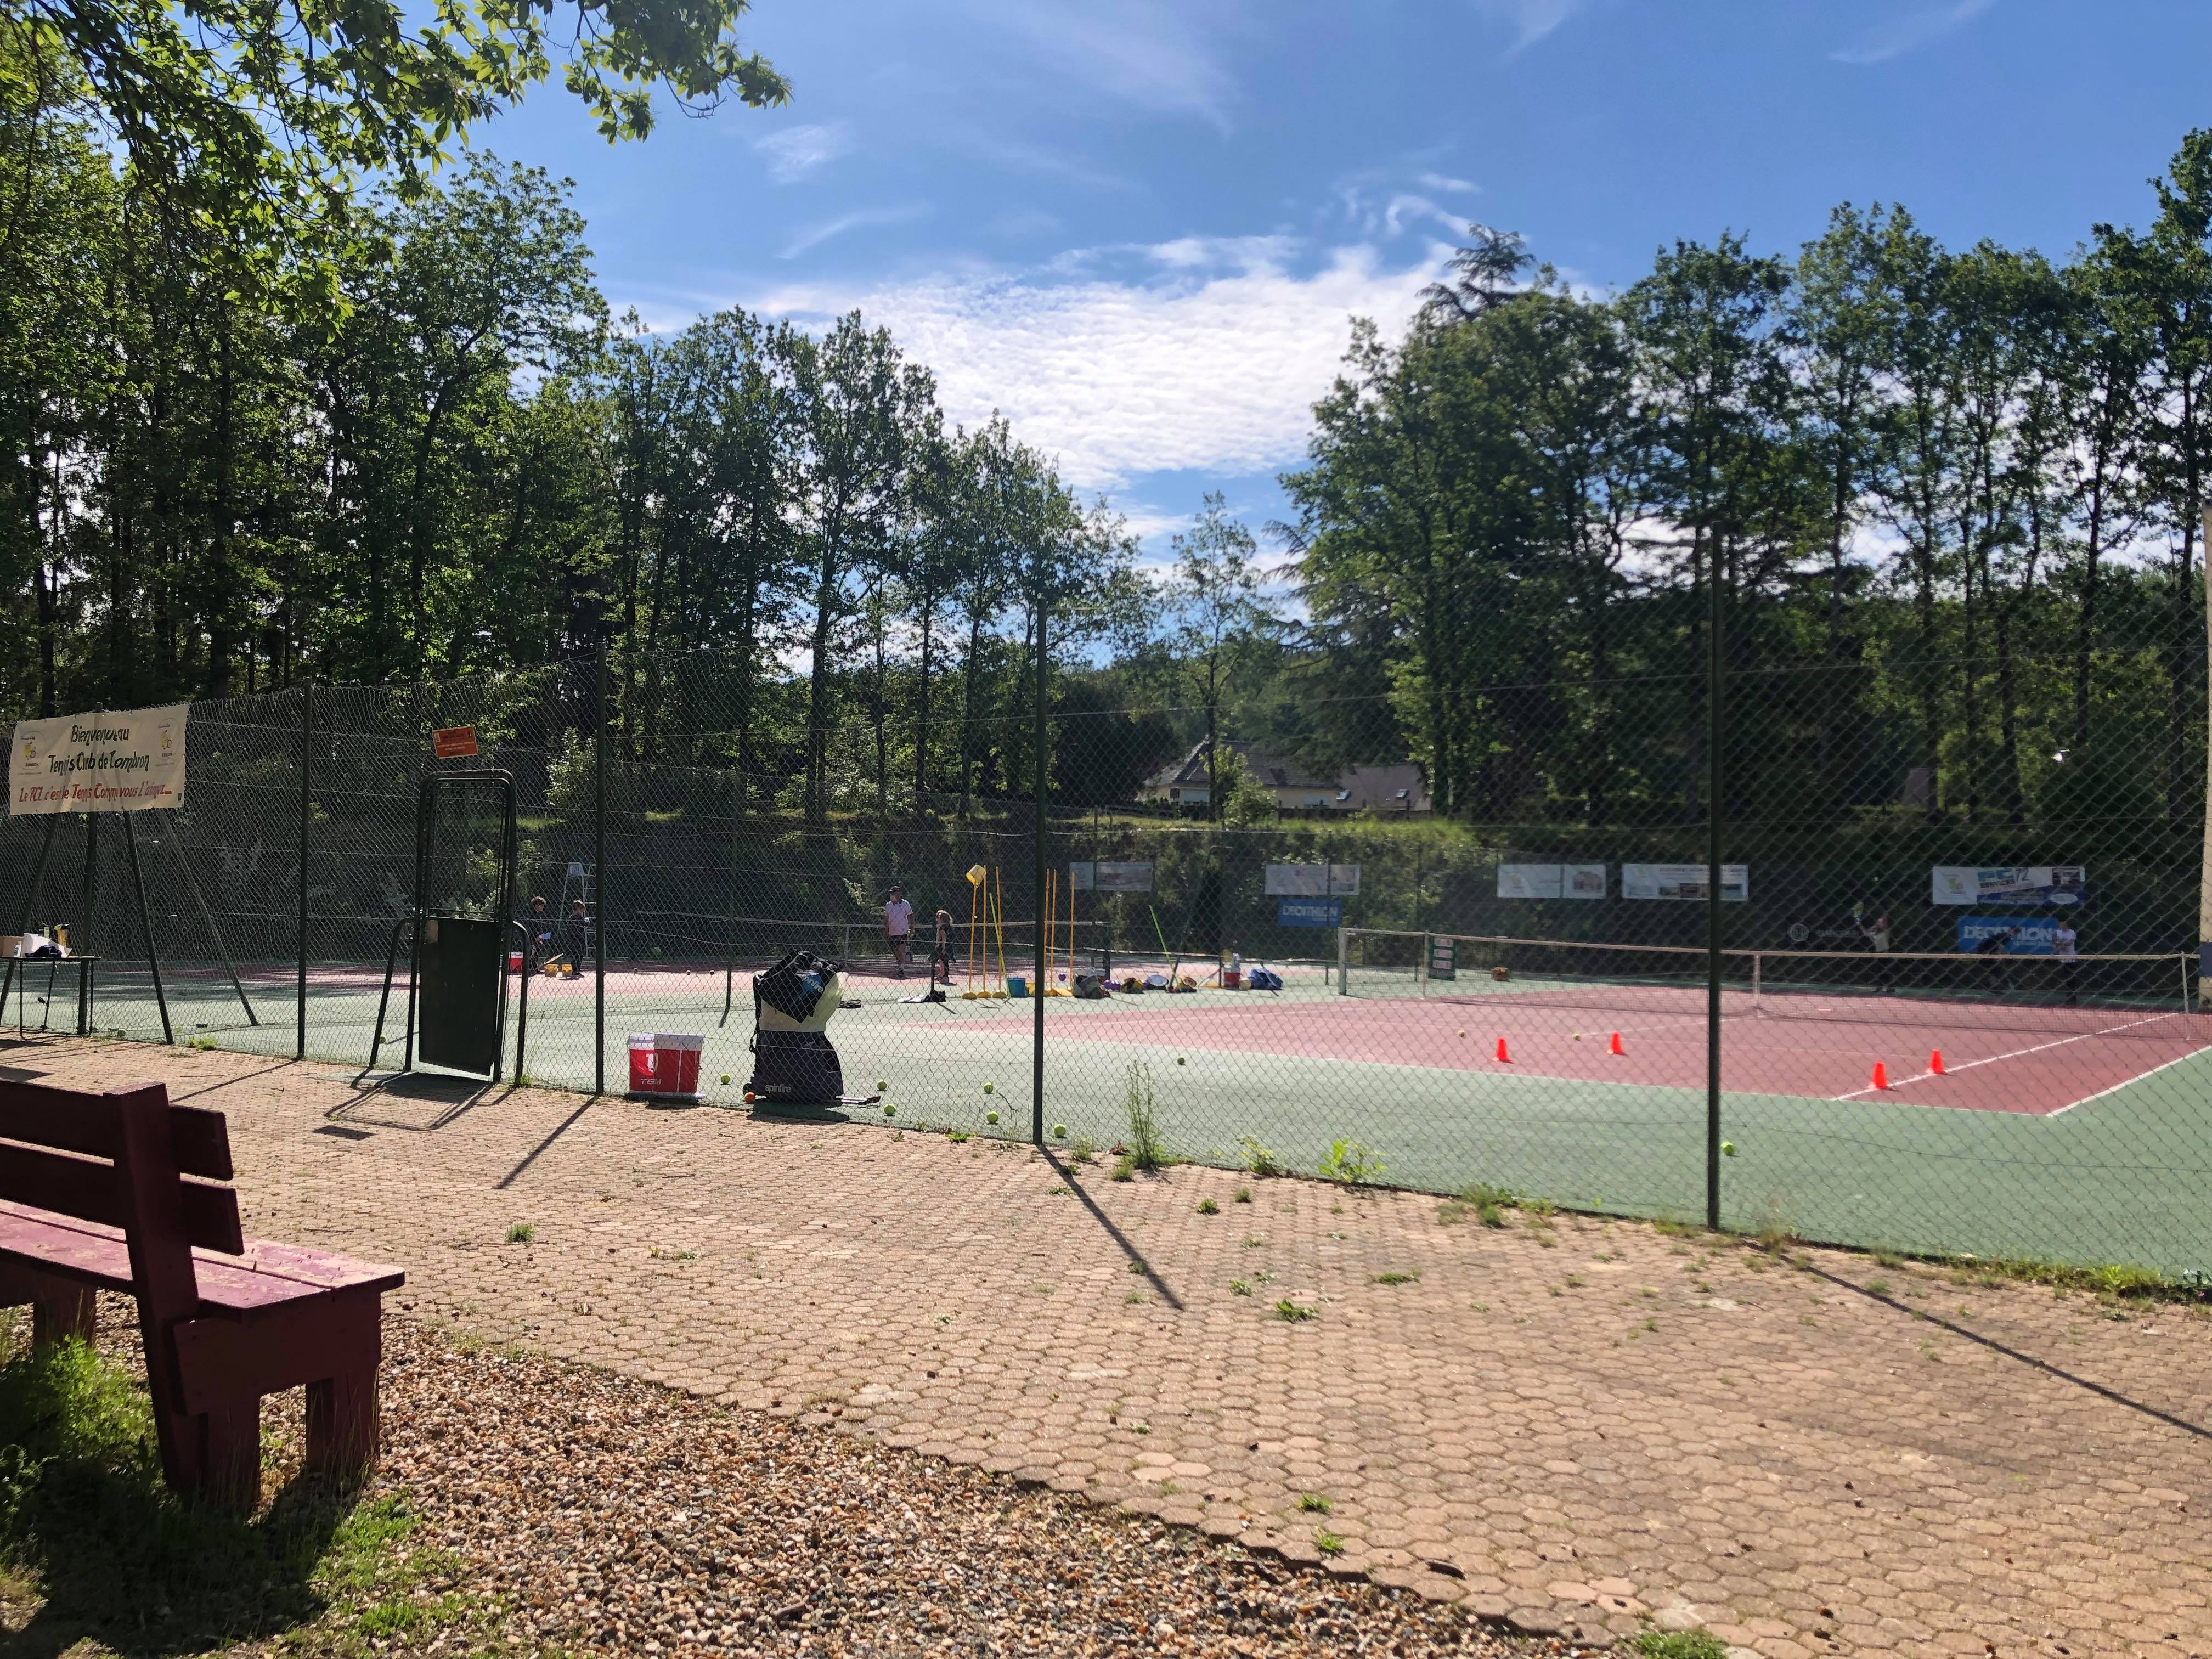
(1496, 1036), (1512, 1063)
(1929, 1048), (1946, 1076)
(1608, 1030), (1624, 1056)
(1871, 1060), (1889, 1091)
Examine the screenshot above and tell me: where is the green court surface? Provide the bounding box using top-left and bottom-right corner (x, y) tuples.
(20, 957), (2212, 1279)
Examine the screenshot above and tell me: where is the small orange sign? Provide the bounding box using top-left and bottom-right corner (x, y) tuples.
(432, 725), (479, 760)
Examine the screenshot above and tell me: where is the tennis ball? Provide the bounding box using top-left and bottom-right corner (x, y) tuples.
(1572, 1034), (1582, 1042)
(876, 1079), (888, 1091)
(720, 1072), (732, 1085)
(883, 1104), (896, 1119)
(1721, 1140), (1737, 1158)
(1176, 1056), (1186, 1065)
(983, 1081), (995, 1094)
(1457, 1029), (1466, 1039)
(986, 1109), (1000, 1125)
(1052, 1122), (1068, 1138)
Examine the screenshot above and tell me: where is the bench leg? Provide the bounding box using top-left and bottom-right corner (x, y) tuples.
(198, 1400), (263, 1514)
(31, 1284), (97, 1350)
(306, 1365), (380, 1480)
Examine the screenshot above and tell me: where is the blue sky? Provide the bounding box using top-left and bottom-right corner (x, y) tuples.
(489, 0), (2212, 556)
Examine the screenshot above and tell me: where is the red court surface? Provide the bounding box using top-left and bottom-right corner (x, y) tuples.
(929, 990), (2212, 1116)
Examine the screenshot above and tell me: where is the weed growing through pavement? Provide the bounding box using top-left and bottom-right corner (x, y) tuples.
(1233, 1187), (1252, 1204)
(1070, 1136), (1098, 1166)
(1273, 1300), (1317, 1322)
(1297, 1493), (1332, 1513)
(1046, 1185), (1070, 1196)
(504, 1222), (534, 1244)
(1374, 1271), (1420, 1286)
(947, 1130), (970, 1144)
(1317, 1138), (1384, 1186)
(1636, 1633), (1729, 1659)
(1564, 1274), (1585, 1288)
(1239, 1136), (1283, 1178)
(1438, 1183), (1514, 1228)
(1122, 1062), (1168, 1171)
(1313, 1529), (1344, 1556)
(1127, 1260), (1147, 1275)
(1197, 1198), (1220, 1215)
(1109, 1159), (1135, 1182)
(1229, 1279), (1252, 1296)
(1241, 1235), (1265, 1249)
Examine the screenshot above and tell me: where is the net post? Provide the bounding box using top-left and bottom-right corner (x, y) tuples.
(1336, 925), (1348, 995)
(1752, 951), (1761, 1015)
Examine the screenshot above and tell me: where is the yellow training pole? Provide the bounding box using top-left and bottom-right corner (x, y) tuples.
(968, 878), (981, 994)
(993, 867), (1008, 994)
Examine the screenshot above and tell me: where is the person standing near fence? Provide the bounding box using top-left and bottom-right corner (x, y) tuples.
(2053, 915), (2079, 1005)
(1861, 911), (1893, 989)
(885, 885), (914, 978)
(522, 895), (554, 970)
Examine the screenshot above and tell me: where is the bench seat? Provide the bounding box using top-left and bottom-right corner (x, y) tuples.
(0, 1200), (403, 1316)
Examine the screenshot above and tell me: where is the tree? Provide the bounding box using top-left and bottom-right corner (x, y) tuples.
(5, 0), (787, 290)
(1166, 493), (1273, 820)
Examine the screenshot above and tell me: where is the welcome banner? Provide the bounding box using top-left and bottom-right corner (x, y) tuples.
(9, 705), (188, 815)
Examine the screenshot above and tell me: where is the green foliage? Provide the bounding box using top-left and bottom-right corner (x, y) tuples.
(0, 1334), (464, 1650)
(1296, 1492), (1332, 1513)
(1122, 1061), (1166, 1171)
(19, 0), (786, 289)
(1439, 1182), (1516, 1227)
(1197, 1197), (1220, 1215)
(1272, 1299), (1317, 1322)
(504, 1222), (534, 1243)
(1635, 1632), (1729, 1659)
(1316, 1139), (1385, 1186)
(1238, 1136), (1282, 1178)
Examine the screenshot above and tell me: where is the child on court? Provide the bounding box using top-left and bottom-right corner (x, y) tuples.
(930, 909), (955, 1000)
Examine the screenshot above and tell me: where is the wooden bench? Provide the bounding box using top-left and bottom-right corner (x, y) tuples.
(0, 1077), (404, 1510)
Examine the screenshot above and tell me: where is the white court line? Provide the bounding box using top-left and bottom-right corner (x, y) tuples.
(1831, 1009), (2196, 1104)
(2050, 1043), (2212, 1115)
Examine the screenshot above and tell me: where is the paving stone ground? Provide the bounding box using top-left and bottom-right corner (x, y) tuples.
(13, 1035), (2212, 1658)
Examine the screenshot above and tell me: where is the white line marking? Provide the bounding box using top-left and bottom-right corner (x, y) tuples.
(2050, 1043), (2212, 1114)
(1831, 1010), (2199, 1103)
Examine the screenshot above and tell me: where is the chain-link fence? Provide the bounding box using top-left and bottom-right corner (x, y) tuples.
(5, 627), (2209, 1280)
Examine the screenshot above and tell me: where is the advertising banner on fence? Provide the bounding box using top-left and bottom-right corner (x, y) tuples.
(1068, 861), (1154, 893)
(1621, 863), (1747, 902)
(1265, 863), (1361, 896)
(10, 704), (187, 815)
(1955, 916), (2063, 954)
(1496, 862), (1607, 900)
(1277, 896), (1343, 928)
(1930, 865), (2084, 906)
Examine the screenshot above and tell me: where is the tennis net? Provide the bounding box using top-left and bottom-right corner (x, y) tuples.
(1337, 928), (2196, 1034)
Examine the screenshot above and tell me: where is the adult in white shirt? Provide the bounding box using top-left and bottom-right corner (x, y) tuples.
(884, 886), (915, 978)
(2052, 917), (2079, 1006)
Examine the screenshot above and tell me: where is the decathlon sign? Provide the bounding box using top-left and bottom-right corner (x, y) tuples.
(10, 704), (188, 815)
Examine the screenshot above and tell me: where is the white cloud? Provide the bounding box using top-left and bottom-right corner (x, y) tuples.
(1468, 0), (1588, 52)
(779, 204), (933, 259)
(1418, 172), (1480, 195)
(748, 239), (1432, 490)
(1831, 0), (1997, 66)
(753, 123), (855, 184)
(964, 0), (1242, 132)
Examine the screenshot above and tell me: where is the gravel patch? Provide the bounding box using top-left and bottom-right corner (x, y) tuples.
(35, 1305), (1599, 1657)
(382, 1318), (1575, 1657)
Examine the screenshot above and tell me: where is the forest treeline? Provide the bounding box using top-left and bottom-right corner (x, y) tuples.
(7, 23), (2212, 839)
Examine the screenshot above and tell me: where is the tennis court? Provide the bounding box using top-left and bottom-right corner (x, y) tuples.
(21, 918), (2212, 1278)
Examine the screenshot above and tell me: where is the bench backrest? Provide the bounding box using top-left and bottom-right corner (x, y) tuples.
(0, 1079), (242, 1273)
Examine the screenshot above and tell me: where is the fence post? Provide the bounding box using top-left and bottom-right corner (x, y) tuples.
(297, 678), (312, 1059)
(595, 644), (608, 1097)
(1032, 597), (1047, 1146)
(1705, 543), (1725, 1233)
(121, 812), (172, 1045)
